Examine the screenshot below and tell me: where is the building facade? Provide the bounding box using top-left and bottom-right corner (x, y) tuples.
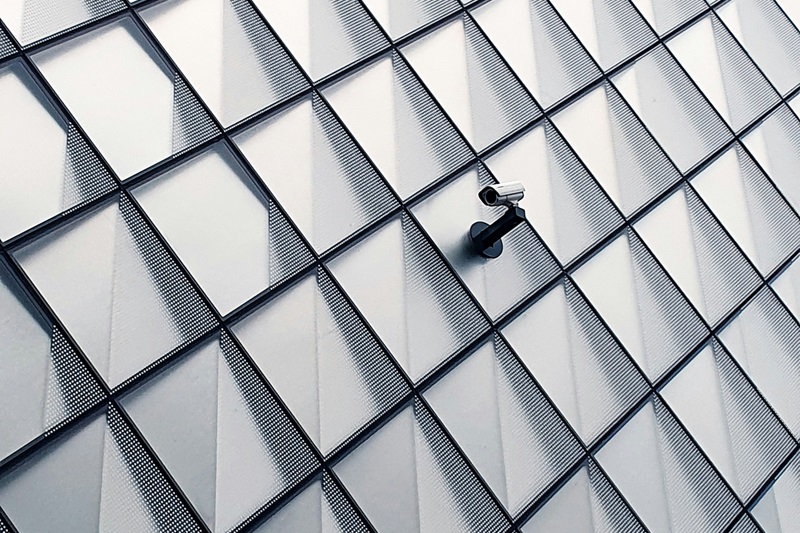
(1, 0), (800, 531)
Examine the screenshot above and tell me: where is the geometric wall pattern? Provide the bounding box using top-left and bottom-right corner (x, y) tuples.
(3, 0), (800, 531)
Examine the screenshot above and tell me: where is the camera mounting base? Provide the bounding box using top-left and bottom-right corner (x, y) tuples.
(469, 205), (526, 259)
(470, 222), (504, 258)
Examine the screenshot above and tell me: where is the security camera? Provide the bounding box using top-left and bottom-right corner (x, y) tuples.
(478, 181), (525, 207)
(469, 181), (528, 259)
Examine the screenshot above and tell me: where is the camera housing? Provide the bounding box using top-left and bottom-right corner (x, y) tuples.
(469, 181), (528, 259)
(478, 181), (525, 207)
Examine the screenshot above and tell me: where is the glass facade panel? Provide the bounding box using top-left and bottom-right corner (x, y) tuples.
(120, 332), (318, 531)
(423, 336), (583, 516)
(596, 396), (740, 532)
(549, 0), (656, 70)
(554, 82), (682, 217)
(251, 472), (370, 532)
(327, 214), (489, 382)
(0, 0), (124, 47)
(132, 143), (312, 315)
(634, 184), (761, 325)
(667, 14), (780, 132)
(231, 268), (409, 454)
(333, 398), (509, 533)
(613, 45), (732, 172)
(234, 95), (398, 253)
(323, 52), (473, 199)
(250, 0), (387, 81)
(501, 280), (648, 444)
(0, 407), (204, 532)
(719, 288), (800, 437)
(13, 196), (218, 388)
(573, 230), (709, 380)
(661, 342), (794, 500)
(632, 0), (706, 35)
(0, 60), (115, 241)
(400, 15), (540, 151)
(751, 451), (800, 531)
(470, 0), (601, 109)
(0, 259), (103, 461)
(140, 0), (308, 128)
(361, 0), (460, 40)
(520, 460), (645, 532)
(717, 0), (800, 95)
(30, 17), (218, 179)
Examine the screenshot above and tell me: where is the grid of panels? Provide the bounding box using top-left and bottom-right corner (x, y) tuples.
(3, 0), (800, 531)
